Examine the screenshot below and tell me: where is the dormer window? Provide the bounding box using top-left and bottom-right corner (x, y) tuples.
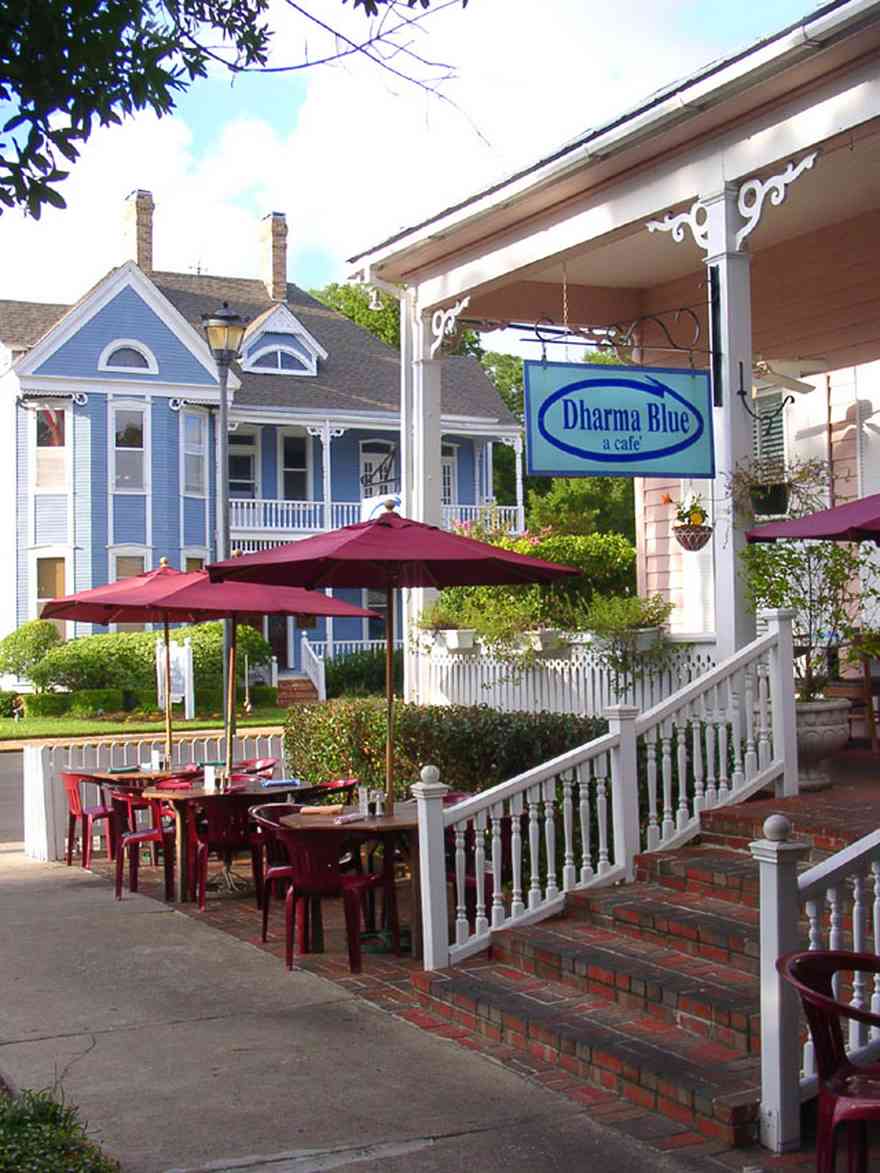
(247, 341), (315, 376)
(98, 339), (158, 374)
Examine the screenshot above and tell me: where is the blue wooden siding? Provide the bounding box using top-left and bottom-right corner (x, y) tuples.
(35, 286), (215, 385)
(447, 436), (476, 505)
(88, 396), (109, 593)
(34, 495), (67, 544)
(151, 399), (179, 565)
(183, 497), (206, 547)
(329, 430), (382, 501)
(16, 408), (28, 625)
(113, 495), (147, 545)
(260, 424), (277, 499)
(244, 330), (308, 359)
(207, 412), (216, 559)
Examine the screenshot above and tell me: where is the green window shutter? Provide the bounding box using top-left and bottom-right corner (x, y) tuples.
(753, 391), (785, 464)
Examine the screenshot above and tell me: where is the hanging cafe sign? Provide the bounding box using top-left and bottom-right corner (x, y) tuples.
(524, 360), (714, 478)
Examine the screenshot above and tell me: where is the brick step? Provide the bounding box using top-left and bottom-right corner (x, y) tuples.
(412, 961), (760, 1146)
(277, 677), (318, 705)
(699, 805), (849, 854)
(491, 919), (761, 1054)
(564, 883), (762, 975)
(636, 846), (761, 907)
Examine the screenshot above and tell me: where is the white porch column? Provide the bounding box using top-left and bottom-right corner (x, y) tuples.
(411, 311), (444, 528)
(307, 421), (345, 653)
(704, 184), (756, 659)
(473, 439), (485, 508)
(502, 435), (525, 533)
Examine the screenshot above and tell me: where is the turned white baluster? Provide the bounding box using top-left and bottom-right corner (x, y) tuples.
(872, 861), (880, 1039)
(717, 683), (730, 801)
(660, 721), (675, 841)
(730, 673), (745, 793)
(703, 691), (717, 808)
(578, 765), (594, 882)
(510, 793), (525, 918)
(528, 785), (542, 909)
(491, 802), (505, 929)
(645, 726), (660, 851)
(454, 825), (468, 945)
(757, 665), (771, 770)
(828, 886), (843, 998)
(596, 757), (610, 873)
(691, 699), (705, 817)
(562, 771), (576, 891)
(543, 777), (559, 900)
(803, 898), (821, 1077)
(744, 667), (758, 781)
(675, 713), (689, 830)
(474, 811), (489, 936)
(851, 875), (867, 1049)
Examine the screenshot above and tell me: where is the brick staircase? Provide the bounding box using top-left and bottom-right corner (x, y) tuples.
(276, 675), (319, 706)
(412, 809), (833, 1148)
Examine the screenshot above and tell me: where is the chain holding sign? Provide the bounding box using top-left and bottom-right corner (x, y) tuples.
(156, 636), (194, 720)
(524, 360), (714, 479)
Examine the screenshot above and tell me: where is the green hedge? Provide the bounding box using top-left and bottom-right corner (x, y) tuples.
(325, 648), (403, 698)
(250, 684), (278, 707)
(24, 693), (70, 717)
(284, 698), (606, 794)
(0, 691), (17, 718)
(0, 1088), (119, 1172)
(123, 688), (160, 713)
(29, 622), (271, 692)
(67, 688), (125, 717)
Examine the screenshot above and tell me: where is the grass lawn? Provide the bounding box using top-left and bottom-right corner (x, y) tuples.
(0, 705), (286, 742)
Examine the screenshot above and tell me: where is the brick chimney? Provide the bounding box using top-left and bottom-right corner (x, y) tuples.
(123, 189), (154, 273)
(260, 211), (288, 302)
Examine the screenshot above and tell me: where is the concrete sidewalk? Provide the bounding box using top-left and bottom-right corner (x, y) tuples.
(0, 843), (696, 1173)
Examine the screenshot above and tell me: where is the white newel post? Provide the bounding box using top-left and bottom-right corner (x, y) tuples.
(750, 815), (810, 1154)
(412, 764), (450, 970)
(605, 705), (641, 880)
(503, 435), (525, 533)
(761, 608), (798, 797)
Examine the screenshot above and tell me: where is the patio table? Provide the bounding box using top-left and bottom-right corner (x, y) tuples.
(279, 803), (422, 959)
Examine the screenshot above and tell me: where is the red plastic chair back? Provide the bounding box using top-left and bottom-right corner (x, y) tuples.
(236, 757), (278, 778)
(195, 793), (255, 850)
(313, 778), (358, 801)
(60, 772), (88, 818)
(275, 827), (347, 897)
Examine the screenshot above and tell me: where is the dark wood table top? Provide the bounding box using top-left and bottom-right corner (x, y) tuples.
(142, 782), (283, 802)
(88, 769), (176, 785)
(280, 803), (419, 832)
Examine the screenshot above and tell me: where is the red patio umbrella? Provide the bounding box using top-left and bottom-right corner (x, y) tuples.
(208, 502), (580, 800)
(746, 492), (880, 544)
(42, 563), (377, 769)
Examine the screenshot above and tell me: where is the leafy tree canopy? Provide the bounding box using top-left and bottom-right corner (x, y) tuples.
(0, 0), (467, 218)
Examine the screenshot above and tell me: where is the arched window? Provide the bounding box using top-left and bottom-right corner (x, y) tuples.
(98, 339), (158, 374)
(245, 338), (316, 376)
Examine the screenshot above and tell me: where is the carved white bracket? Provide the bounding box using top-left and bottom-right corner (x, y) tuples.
(646, 201), (709, 250)
(735, 151), (818, 250)
(306, 423), (347, 444)
(71, 392), (89, 406)
(429, 296), (470, 358)
(169, 398), (184, 412)
(500, 434), (523, 454)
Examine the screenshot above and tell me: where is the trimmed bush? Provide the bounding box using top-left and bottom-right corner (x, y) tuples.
(24, 692), (70, 717)
(123, 688), (160, 713)
(67, 688), (125, 717)
(30, 622), (271, 693)
(0, 619), (62, 680)
(0, 691), (17, 718)
(0, 1088), (119, 1172)
(284, 698), (606, 794)
(249, 684), (278, 707)
(325, 648), (403, 698)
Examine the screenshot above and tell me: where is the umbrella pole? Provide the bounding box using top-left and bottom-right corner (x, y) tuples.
(163, 620), (173, 767)
(385, 584), (395, 807)
(226, 617), (238, 776)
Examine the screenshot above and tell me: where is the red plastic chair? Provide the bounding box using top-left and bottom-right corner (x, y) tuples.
(235, 757), (278, 779)
(110, 792), (174, 901)
(60, 772), (115, 868)
(189, 786), (263, 911)
(251, 804), (396, 973)
(778, 949), (880, 1172)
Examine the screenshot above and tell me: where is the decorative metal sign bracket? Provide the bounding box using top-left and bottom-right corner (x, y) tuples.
(736, 360), (794, 430)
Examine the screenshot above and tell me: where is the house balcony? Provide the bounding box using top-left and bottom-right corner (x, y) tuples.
(229, 498), (524, 550)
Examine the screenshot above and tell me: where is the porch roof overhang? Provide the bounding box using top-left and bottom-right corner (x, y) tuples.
(349, 0), (880, 325)
(227, 405), (520, 439)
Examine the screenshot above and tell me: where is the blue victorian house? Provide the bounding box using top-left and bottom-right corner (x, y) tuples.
(0, 190), (522, 680)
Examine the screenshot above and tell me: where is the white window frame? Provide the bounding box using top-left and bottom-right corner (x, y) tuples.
(31, 402), (70, 496)
(362, 587), (388, 643)
(244, 341), (317, 377)
(111, 400), (150, 495)
(30, 544), (72, 637)
(441, 442), (458, 507)
(228, 427), (261, 500)
(277, 428), (312, 501)
(359, 439), (396, 500)
(180, 408), (208, 498)
(182, 546), (209, 573)
(98, 338), (159, 375)
(109, 545), (150, 631)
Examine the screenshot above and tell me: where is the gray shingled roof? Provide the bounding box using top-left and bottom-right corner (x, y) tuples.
(0, 272), (517, 426)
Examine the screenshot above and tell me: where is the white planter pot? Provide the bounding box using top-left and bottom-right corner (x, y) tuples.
(633, 626), (663, 652)
(523, 629), (564, 653)
(440, 628), (476, 652)
(795, 698), (851, 791)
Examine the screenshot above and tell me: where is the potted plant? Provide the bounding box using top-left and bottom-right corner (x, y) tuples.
(662, 492), (713, 551)
(584, 593), (677, 701)
(727, 455), (832, 525)
(740, 538), (880, 789)
(417, 601), (476, 651)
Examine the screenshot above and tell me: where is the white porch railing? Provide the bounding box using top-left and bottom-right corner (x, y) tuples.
(305, 638), (402, 660)
(441, 503), (523, 533)
(752, 817), (880, 1153)
(421, 634), (717, 718)
(414, 609), (797, 969)
(23, 731), (284, 862)
(230, 499), (520, 537)
(300, 639), (327, 701)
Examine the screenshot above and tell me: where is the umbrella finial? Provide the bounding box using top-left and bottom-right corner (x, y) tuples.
(232, 548), (242, 558)
(382, 497), (397, 512)
(159, 557), (169, 568)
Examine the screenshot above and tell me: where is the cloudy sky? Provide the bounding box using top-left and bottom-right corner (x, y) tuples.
(0, 0), (818, 305)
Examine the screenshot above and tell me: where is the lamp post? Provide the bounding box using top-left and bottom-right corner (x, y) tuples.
(202, 302), (246, 755)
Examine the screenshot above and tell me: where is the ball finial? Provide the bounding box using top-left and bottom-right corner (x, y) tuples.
(763, 814), (793, 842)
(159, 556), (169, 567)
(420, 764), (440, 785)
(383, 496), (397, 512)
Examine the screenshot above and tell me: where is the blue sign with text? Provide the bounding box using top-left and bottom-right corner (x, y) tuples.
(524, 361), (714, 479)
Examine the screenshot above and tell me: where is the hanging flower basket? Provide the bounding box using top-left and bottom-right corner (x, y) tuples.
(673, 524), (713, 552)
(749, 482), (791, 517)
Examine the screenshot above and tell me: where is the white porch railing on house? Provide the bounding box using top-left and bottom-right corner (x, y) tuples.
(752, 817), (880, 1153)
(421, 634), (718, 718)
(229, 499), (522, 538)
(441, 503), (524, 533)
(414, 609), (798, 970)
(305, 638), (403, 660)
(23, 731), (285, 862)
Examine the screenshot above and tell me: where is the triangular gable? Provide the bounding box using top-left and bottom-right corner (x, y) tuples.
(242, 302), (328, 370)
(17, 261), (240, 391)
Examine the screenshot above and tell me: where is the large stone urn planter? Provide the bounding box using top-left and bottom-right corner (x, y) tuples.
(795, 698), (851, 791)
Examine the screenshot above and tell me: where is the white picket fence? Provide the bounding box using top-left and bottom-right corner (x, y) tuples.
(413, 610), (797, 969)
(23, 731), (284, 862)
(420, 634), (717, 717)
